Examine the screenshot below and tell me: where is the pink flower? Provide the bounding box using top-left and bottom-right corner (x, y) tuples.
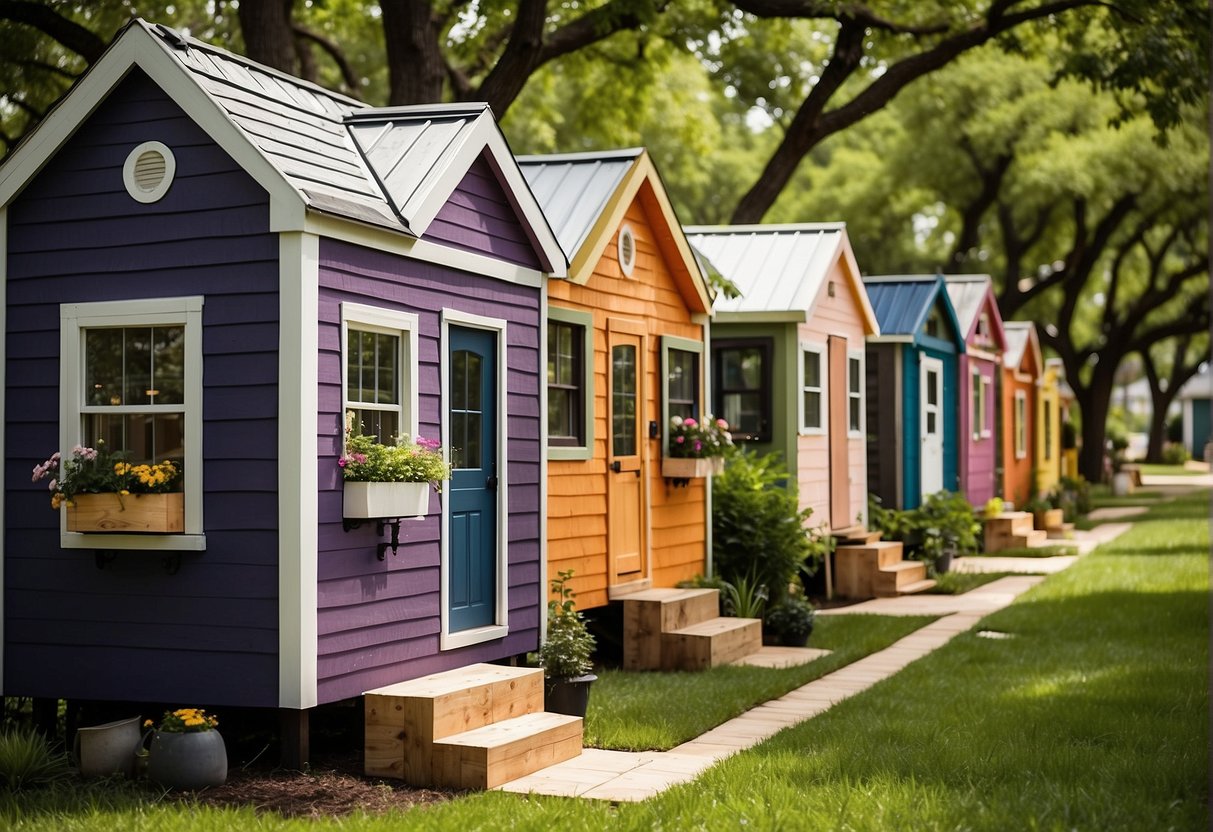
(48, 479), (57, 491)
(354, 453), (367, 464)
(684, 417), (697, 428)
(694, 440), (703, 452)
(716, 418), (729, 429)
(338, 458), (347, 468)
(675, 436), (685, 444)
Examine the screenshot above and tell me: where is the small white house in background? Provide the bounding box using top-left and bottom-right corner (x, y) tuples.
(1178, 366), (1213, 460)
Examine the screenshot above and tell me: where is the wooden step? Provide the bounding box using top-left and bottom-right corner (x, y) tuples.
(432, 711), (583, 789)
(364, 664), (544, 783)
(662, 616), (762, 671)
(896, 578), (937, 595)
(833, 525), (882, 545)
(1046, 522), (1075, 540)
(835, 541), (906, 598)
(874, 560), (928, 596)
(622, 587), (721, 671)
(1024, 529), (1050, 547)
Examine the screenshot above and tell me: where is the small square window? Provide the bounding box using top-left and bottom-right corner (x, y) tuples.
(800, 346), (824, 433)
(713, 339), (772, 442)
(848, 353), (864, 434)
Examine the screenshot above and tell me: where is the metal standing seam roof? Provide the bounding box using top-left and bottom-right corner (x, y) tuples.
(943, 274), (994, 338)
(862, 275), (948, 336)
(517, 149), (642, 260)
(1002, 321), (1036, 370)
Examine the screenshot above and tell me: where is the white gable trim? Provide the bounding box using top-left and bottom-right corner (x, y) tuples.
(0, 25), (306, 230)
(0, 208), (6, 692)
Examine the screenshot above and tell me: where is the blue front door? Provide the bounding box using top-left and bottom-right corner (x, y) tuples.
(448, 326), (498, 632)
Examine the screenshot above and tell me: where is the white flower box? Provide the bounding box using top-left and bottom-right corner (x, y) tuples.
(343, 481), (431, 520)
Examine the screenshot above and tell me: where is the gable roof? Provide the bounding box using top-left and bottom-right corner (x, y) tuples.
(0, 20), (566, 276)
(517, 148), (711, 311)
(683, 223), (879, 335)
(944, 274), (1007, 351)
(1003, 321), (1042, 375)
(863, 274), (965, 349)
(1178, 367), (1213, 400)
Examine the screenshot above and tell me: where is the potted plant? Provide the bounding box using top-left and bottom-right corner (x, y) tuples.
(907, 491), (980, 576)
(538, 569), (596, 718)
(339, 413), (451, 520)
(144, 708), (226, 790)
(763, 596), (816, 647)
(663, 415), (733, 480)
(33, 442), (183, 533)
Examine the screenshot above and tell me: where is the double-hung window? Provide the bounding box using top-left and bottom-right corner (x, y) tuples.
(799, 344), (825, 434)
(342, 303), (419, 443)
(546, 308), (593, 459)
(847, 351), (864, 436)
(61, 297), (204, 548)
(971, 369), (984, 440)
(713, 339), (772, 442)
(1014, 391), (1027, 459)
(661, 336), (703, 453)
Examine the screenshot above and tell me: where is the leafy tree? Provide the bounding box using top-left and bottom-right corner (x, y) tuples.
(1141, 336), (1209, 462)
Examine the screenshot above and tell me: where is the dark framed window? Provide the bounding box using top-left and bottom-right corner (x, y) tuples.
(712, 338), (772, 442)
(667, 348), (699, 422)
(547, 319), (585, 447)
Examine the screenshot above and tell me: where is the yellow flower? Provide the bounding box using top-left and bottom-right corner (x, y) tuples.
(119, 489), (129, 496)
(143, 719), (153, 728)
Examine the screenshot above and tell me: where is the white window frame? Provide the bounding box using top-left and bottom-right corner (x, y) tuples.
(59, 297), (205, 550)
(340, 303), (419, 443)
(797, 342), (827, 436)
(971, 368), (984, 441)
(847, 349), (865, 438)
(980, 375), (993, 438)
(1014, 390), (1028, 459)
(439, 309), (510, 651)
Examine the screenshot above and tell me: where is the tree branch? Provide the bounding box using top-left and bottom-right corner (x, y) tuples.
(292, 22), (362, 98)
(0, 0), (106, 63)
(732, 0), (950, 35)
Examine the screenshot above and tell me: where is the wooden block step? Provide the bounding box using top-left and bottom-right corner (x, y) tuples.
(833, 525), (882, 545)
(1024, 529), (1050, 547)
(896, 578), (937, 595)
(1046, 522), (1075, 540)
(364, 664), (544, 782)
(874, 560), (928, 596)
(622, 587), (721, 671)
(662, 616), (762, 671)
(431, 711), (583, 790)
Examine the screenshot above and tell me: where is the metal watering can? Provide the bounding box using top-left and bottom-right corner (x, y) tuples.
(73, 716), (143, 778)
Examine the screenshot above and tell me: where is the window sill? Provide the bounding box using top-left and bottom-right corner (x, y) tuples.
(441, 624), (508, 651)
(60, 533), (207, 552)
(797, 427), (827, 437)
(549, 445), (592, 461)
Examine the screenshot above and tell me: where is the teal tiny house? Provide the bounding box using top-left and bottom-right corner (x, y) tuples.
(863, 276), (966, 510)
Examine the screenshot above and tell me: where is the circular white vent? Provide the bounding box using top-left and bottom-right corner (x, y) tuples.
(618, 224), (637, 277)
(123, 141), (176, 203)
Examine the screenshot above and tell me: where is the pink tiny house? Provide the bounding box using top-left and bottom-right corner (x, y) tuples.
(944, 275), (1007, 506)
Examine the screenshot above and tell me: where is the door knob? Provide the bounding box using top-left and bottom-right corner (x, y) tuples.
(610, 460), (622, 473)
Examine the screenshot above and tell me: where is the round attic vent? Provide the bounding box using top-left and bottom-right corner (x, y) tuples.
(123, 141), (176, 203)
(618, 224), (637, 277)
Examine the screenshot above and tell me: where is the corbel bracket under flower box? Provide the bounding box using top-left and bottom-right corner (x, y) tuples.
(342, 481), (432, 560)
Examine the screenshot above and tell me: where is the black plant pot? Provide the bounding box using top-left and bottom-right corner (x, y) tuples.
(780, 623), (813, 647)
(544, 673), (597, 718)
(935, 549), (955, 575)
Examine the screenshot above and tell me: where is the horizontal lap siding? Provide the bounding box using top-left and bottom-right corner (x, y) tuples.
(1002, 369), (1036, 506)
(425, 153), (541, 269)
(315, 239), (541, 703)
(4, 72), (279, 705)
(548, 196), (707, 609)
(865, 344), (901, 509)
(963, 354), (998, 506)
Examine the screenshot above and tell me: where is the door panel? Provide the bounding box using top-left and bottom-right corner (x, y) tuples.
(828, 335), (850, 529)
(448, 326), (497, 632)
(920, 356), (944, 496)
(608, 325), (646, 583)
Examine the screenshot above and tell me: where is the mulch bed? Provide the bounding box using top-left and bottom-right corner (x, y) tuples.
(170, 752), (459, 819)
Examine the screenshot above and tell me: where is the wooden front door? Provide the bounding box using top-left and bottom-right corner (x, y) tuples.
(607, 321), (647, 585)
(828, 335), (850, 529)
(447, 326), (497, 632)
(920, 355), (944, 497)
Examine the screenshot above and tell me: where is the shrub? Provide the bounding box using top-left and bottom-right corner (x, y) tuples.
(712, 451), (825, 604)
(538, 570), (595, 679)
(0, 728), (68, 791)
(982, 497), (1004, 518)
(764, 596), (816, 643)
(870, 491), (980, 575)
(1161, 442), (1190, 465)
(720, 571), (768, 619)
(1056, 476), (1092, 520)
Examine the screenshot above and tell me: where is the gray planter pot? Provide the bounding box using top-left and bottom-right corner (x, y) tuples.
(148, 730), (227, 790)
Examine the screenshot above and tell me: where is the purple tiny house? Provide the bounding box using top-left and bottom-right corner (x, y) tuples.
(944, 275), (1007, 506)
(0, 21), (566, 760)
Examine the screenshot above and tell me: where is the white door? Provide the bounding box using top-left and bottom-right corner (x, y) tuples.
(920, 356), (944, 496)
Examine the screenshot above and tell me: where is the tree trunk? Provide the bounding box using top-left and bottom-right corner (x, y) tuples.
(237, 0), (297, 74)
(1077, 370), (1116, 483)
(381, 0), (446, 105)
(1145, 398), (1172, 462)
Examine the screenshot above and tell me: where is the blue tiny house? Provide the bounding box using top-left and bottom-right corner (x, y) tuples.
(863, 276), (965, 510)
(0, 20), (567, 762)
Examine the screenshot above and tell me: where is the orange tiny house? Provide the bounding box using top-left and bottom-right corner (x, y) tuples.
(1001, 321), (1042, 508)
(520, 150), (713, 610)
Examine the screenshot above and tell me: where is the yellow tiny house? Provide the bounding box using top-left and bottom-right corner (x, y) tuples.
(521, 150), (713, 609)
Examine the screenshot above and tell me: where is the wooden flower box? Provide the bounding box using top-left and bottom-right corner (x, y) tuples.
(662, 457), (725, 479)
(343, 481), (431, 520)
(67, 492), (184, 533)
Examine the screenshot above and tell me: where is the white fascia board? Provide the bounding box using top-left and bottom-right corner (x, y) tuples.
(0, 27), (307, 231)
(304, 214), (545, 288)
(0, 209), (6, 692)
(278, 232), (320, 709)
(713, 310), (806, 324)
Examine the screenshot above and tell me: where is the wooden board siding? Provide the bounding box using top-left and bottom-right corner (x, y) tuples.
(897, 342), (959, 510)
(865, 343), (901, 511)
(4, 72), (280, 705)
(426, 153), (541, 270)
(547, 195), (706, 610)
(1037, 368), (1062, 495)
(315, 239), (542, 703)
(796, 259), (870, 530)
(959, 353), (999, 506)
(1002, 367), (1036, 507)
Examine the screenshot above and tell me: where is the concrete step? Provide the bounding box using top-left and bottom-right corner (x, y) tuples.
(662, 616), (763, 671)
(364, 664), (544, 782)
(622, 587), (721, 670)
(432, 711), (583, 789)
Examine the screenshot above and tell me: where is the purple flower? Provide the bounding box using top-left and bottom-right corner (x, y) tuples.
(694, 440), (703, 452)
(338, 458), (347, 468)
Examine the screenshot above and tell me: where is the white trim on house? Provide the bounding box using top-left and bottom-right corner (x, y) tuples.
(439, 308), (510, 651)
(981, 375), (993, 439)
(797, 341), (827, 436)
(971, 367), (984, 441)
(278, 232), (320, 710)
(58, 296), (205, 551)
(538, 291), (549, 643)
(1014, 390), (1028, 459)
(847, 348), (866, 439)
(0, 207), (6, 692)
(340, 303), (421, 441)
(122, 140), (176, 203)
(714, 311), (805, 324)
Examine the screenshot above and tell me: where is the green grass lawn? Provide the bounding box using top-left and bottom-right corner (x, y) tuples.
(4, 491), (1207, 830)
(1136, 462), (1207, 477)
